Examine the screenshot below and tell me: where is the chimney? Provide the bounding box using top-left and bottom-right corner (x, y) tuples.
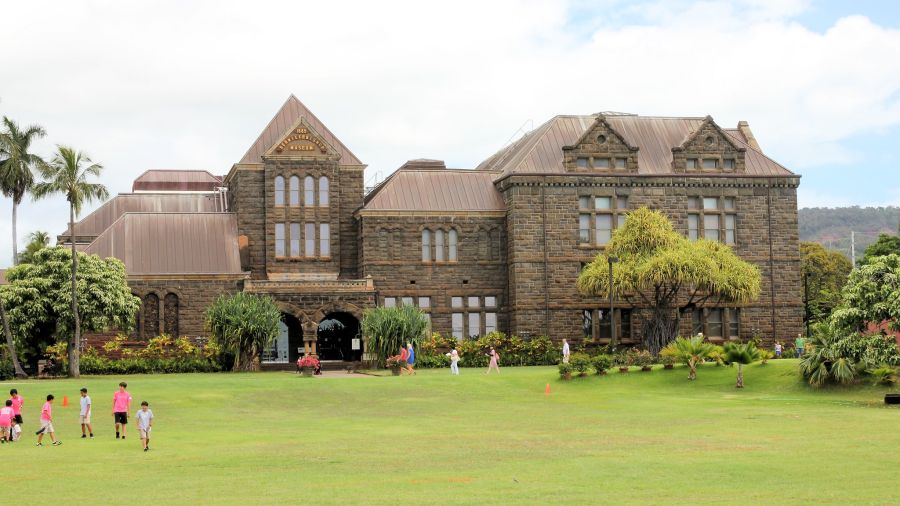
(737, 121), (761, 151)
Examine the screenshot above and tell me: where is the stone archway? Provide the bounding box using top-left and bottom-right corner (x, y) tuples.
(317, 312), (362, 362)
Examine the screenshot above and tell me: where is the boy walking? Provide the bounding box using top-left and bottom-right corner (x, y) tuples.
(135, 401), (154, 452)
(112, 382), (132, 439)
(80, 388), (93, 438)
(36, 394), (61, 446)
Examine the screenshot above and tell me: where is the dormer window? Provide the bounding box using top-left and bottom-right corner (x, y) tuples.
(593, 158), (610, 169)
(614, 157), (627, 169)
(576, 157), (589, 168)
(702, 158), (718, 169)
(723, 158), (736, 170)
(686, 158), (698, 170)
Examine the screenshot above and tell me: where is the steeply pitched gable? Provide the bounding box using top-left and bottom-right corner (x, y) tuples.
(562, 115), (640, 172)
(671, 116), (747, 173)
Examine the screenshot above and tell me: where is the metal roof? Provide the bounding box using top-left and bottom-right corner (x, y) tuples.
(239, 95), (363, 166)
(0, 269), (6, 285)
(362, 167), (505, 212)
(477, 115), (793, 179)
(83, 213), (242, 276)
(64, 193), (222, 240)
(132, 170), (223, 192)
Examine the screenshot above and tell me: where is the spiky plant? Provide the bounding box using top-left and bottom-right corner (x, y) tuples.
(723, 342), (761, 388)
(361, 305), (428, 367)
(671, 335), (714, 380)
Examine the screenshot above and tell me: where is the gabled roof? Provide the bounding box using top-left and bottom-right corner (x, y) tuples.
(83, 213), (242, 276)
(477, 114), (793, 179)
(239, 95), (362, 166)
(132, 170), (223, 192)
(62, 193), (223, 241)
(362, 166), (505, 213)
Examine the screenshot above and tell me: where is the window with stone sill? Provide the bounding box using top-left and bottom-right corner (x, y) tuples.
(274, 176), (285, 206)
(319, 223), (330, 257)
(290, 223), (301, 257)
(289, 176), (300, 206)
(687, 307), (740, 339)
(582, 308), (632, 341)
(305, 223), (315, 257)
(687, 196), (737, 245)
(318, 176), (329, 207)
(275, 223), (286, 257)
(422, 228), (459, 263)
(578, 195), (628, 246)
(451, 295), (498, 340)
(304, 176), (314, 207)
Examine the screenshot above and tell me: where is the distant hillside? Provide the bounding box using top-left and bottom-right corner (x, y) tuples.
(799, 206), (900, 258)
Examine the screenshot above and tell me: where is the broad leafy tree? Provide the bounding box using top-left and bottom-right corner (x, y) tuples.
(32, 146), (109, 377)
(831, 253), (900, 333)
(723, 341), (761, 388)
(0, 116), (46, 265)
(800, 241), (852, 323)
(206, 292), (281, 371)
(18, 230), (51, 264)
(0, 247), (139, 374)
(577, 208), (761, 354)
(859, 234), (900, 266)
(362, 305), (428, 366)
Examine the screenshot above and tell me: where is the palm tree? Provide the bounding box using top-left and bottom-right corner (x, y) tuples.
(723, 342), (761, 388)
(669, 334), (714, 380)
(19, 230), (51, 264)
(0, 116), (47, 265)
(32, 146), (109, 378)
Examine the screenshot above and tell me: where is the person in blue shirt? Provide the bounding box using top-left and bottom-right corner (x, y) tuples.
(405, 342), (416, 376)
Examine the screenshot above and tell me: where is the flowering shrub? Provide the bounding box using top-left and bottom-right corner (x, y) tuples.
(298, 356), (320, 369)
(385, 355), (406, 369)
(417, 332), (557, 368)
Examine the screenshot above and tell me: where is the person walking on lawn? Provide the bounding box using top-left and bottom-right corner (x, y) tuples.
(113, 382), (133, 439)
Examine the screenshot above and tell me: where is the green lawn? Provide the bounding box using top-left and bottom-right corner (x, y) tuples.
(2, 360), (898, 505)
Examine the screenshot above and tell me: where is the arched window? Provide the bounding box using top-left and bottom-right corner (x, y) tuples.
(143, 293), (160, 339)
(318, 176), (329, 206)
(421, 229), (431, 262)
(435, 230), (445, 262)
(274, 176), (285, 206)
(289, 176), (300, 206)
(304, 176), (315, 207)
(448, 229), (458, 261)
(164, 293), (179, 337)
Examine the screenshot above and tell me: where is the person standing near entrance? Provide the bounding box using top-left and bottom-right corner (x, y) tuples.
(562, 339), (570, 364)
(447, 348), (460, 375)
(113, 382), (133, 440)
(486, 348), (500, 374)
(795, 334), (806, 358)
(405, 342), (416, 376)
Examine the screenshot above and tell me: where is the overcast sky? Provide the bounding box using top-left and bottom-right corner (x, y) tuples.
(1, 0), (900, 267)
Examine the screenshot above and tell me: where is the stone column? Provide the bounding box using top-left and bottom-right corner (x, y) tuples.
(302, 322), (318, 356)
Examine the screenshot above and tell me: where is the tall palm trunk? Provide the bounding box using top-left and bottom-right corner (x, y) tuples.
(11, 201), (18, 265)
(735, 363), (744, 388)
(68, 203), (81, 378)
(1, 297), (27, 377)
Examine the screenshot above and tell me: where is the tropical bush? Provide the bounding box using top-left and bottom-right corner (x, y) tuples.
(707, 345), (726, 366)
(362, 305), (428, 367)
(80, 337), (222, 375)
(206, 292), (281, 372)
(867, 366), (898, 386)
(558, 362), (573, 379)
(659, 346), (677, 367)
(800, 323), (900, 387)
(670, 335), (714, 380)
(723, 342), (761, 388)
(569, 352), (592, 376)
(759, 349), (775, 365)
(416, 332), (557, 368)
(627, 348), (653, 368)
(591, 354), (613, 374)
(0, 355), (13, 380)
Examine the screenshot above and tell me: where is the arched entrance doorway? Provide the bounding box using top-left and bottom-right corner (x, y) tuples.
(262, 313), (303, 364)
(317, 312), (362, 362)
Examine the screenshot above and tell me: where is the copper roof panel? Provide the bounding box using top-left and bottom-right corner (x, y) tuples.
(363, 169), (505, 212)
(65, 193), (221, 239)
(239, 95), (363, 166)
(132, 170), (223, 192)
(84, 213), (242, 276)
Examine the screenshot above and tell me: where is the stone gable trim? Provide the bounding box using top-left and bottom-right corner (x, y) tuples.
(262, 116), (342, 163)
(355, 210), (507, 218)
(128, 273), (250, 282)
(496, 175), (800, 191)
(676, 116), (745, 154)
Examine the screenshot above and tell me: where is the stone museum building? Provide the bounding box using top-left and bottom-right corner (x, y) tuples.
(46, 95), (802, 364)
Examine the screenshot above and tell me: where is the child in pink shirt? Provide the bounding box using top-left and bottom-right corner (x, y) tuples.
(9, 388), (23, 426)
(112, 382), (133, 439)
(36, 394), (60, 446)
(0, 400), (12, 443)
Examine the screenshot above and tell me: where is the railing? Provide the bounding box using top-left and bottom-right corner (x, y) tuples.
(245, 277), (374, 293)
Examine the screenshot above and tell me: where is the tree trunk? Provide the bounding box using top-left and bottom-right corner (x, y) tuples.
(0, 297), (27, 378)
(11, 202), (18, 266)
(69, 204), (81, 378)
(688, 360), (697, 381)
(643, 305), (678, 356)
(234, 347), (260, 372)
(736, 363), (744, 388)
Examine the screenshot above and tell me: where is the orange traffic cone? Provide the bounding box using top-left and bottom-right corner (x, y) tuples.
(62, 396), (69, 407)
(545, 383), (551, 395)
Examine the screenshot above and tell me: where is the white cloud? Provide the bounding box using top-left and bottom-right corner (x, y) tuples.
(1, 0), (900, 266)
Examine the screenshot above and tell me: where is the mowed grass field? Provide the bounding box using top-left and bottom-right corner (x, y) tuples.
(1, 360), (898, 505)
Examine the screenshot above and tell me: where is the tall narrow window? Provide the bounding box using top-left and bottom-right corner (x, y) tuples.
(448, 229), (458, 261)
(688, 214), (700, 241)
(704, 214), (720, 241)
(468, 313), (481, 338)
(595, 214), (613, 246)
(451, 313), (464, 340)
(319, 223), (330, 257)
(691, 309), (703, 336)
(435, 230), (445, 262)
(274, 176), (285, 206)
(707, 308), (724, 338)
(275, 223), (286, 257)
(728, 309), (740, 339)
(164, 293), (179, 337)
(383, 297), (396, 308)
(304, 176), (314, 207)
(485, 313), (497, 334)
(422, 229), (431, 262)
(725, 214), (736, 245)
(289, 176), (300, 206)
(620, 309), (632, 341)
(305, 223), (315, 257)
(143, 294), (160, 340)
(318, 176), (329, 206)
(578, 214), (591, 243)
(290, 223), (301, 257)
(582, 309), (593, 338)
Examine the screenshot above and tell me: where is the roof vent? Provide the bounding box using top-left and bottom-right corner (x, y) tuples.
(399, 159), (446, 171)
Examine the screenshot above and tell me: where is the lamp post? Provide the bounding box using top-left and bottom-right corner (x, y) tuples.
(803, 271), (810, 338)
(608, 255), (619, 346)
